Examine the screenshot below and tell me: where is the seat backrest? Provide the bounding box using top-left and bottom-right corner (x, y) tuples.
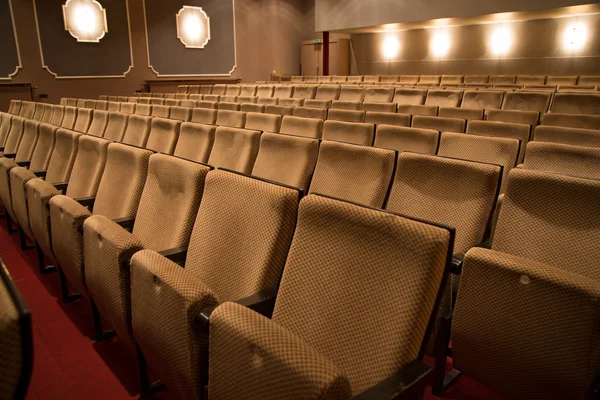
(315, 85), (340, 100)
(185, 169), (300, 301)
(174, 122), (215, 163)
(3, 115), (24, 154)
(533, 125), (600, 148)
(441, 75), (464, 85)
(7, 100), (21, 115)
(93, 143), (153, 219)
(425, 90), (463, 107)
(338, 86), (364, 102)
(322, 120), (374, 146)
(29, 124), (57, 171)
(438, 132), (519, 193)
(438, 107), (484, 121)
(151, 105), (170, 119)
(380, 75), (399, 83)
(211, 84), (227, 96)
(309, 141), (396, 208)
(32, 103), (44, 121)
(374, 125), (439, 154)
(466, 120), (531, 163)
(293, 106), (327, 120)
(540, 113), (600, 130)
(64, 135), (110, 198)
(216, 110), (247, 128)
(363, 75), (381, 84)
(87, 110), (109, 137)
(393, 88), (427, 105)
(225, 85), (241, 96)
(73, 108), (93, 133)
(522, 141), (600, 180)
(268, 194), (453, 396)
(244, 112), (282, 133)
(199, 85), (213, 95)
(41, 104), (54, 124)
(293, 85), (317, 99)
(551, 93), (600, 115)
(493, 168), (600, 280)
(45, 128), (81, 183)
(460, 90), (504, 109)
(19, 102), (36, 120)
(387, 152), (502, 253)
(169, 106), (192, 122)
(121, 114), (152, 148)
(0, 114), (12, 146)
(577, 76), (600, 86)
(14, 120), (40, 162)
(330, 100), (361, 111)
(103, 112), (129, 142)
(418, 75), (441, 85)
(240, 85), (258, 96)
(188, 85), (200, 94)
(207, 127), (261, 174)
(191, 108), (218, 125)
(412, 115), (466, 133)
(489, 75), (515, 84)
(487, 109), (540, 126)
(132, 154), (211, 250)
(256, 85), (274, 98)
(119, 102), (136, 114)
(365, 112), (410, 127)
(134, 103), (152, 116)
(515, 75), (545, 85)
(60, 106), (77, 130)
(327, 109), (365, 123)
(273, 86), (293, 99)
(280, 116), (323, 139)
(50, 106), (65, 126)
(95, 100), (109, 111)
(145, 118), (181, 154)
(398, 75), (419, 84)
(363, 86), (394, 103)
(346, 75), (363, 83)
(362, 102), (397, 113)
(501, 91), (551, 113)
(177, 85), (189, 94)
(240, 103), (264, 113)
(252, 132), (319, 192)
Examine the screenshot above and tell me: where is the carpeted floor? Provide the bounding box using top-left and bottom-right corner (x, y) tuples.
(0, 220), (507, 400)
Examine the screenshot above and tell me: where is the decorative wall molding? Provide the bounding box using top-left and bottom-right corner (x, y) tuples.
(0, 0), (23, 80)
(144, 0), (237, 77)
(33, 0), (134, 79)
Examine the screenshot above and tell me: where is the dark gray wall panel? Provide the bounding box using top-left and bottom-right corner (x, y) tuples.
(34, 0), (133, 78)
(144, 0), (236, 76)
(0, 0), (21, 79)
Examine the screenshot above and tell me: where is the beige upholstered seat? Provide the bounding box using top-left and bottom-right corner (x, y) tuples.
(188, 85), (200, 94)
(7, 120), (39, 163)
(280, 116), (323, 139)
(221, 96), (238, 104)
(119, 102), (136, 114)
(330, 101), (362, 111)
(365, 112), (410, 127)
(418, 75), (441, 85)
(240, 85), (258, 96)
(173, 123), (215, 164)
(533, 125), (600, 148)
(145, 118), (181, 154)
(0, 260), (33, 400)
(515, 75), (545, 85)
(7, 100), (21, 115)
(380, 75), (400, 83)
(73, 108), (93, 133)
(441, 75), (464, 85)
(252, 132), (319, 192)
(50, 106), (65, 126)
(327, 109), (366, 123)
(460, 90), (503, 109)
(309, 141), (396, 208)
(207, 127), (260, 174)
(130, 169), (300, 399)
(338, 86), (364, 102)
(134, 104), (152, 116)
(240, 103), (265, 113)
(577, 76), (600, 86)
(293, 85), (317, 100)
(197, 100), (218, 110)
(191, 108), (217, 125)
(501, 91), (551, 113)
(95, 100), (109, 111)
(399, 75), (419, 84)
(19, 102), (36, 120)
(169, 106), (192, 122)
(216, 110), (247, 128)
(451, 168), (600, 400)
(177, 85), (189, 94)
(87, 110), (109, 137)
(438, 107), (484, 120)
(151, 105), (170, 119)
(521, 141), (600, 180)
(257, 85), (274, 98)
(225, 85), (241, 96)
(466, 120), (531, 163)
(258, 97), (279, 106)
(393, 88), (427, 105)
(487, 109), (540, 126)
(27, 135), (110, 267)
(397, 104), (438, 116)
(293, 107), (328, 120)
(314, 85), (340, 102)
(40, 104), (54, 124)
(273, 86), (293, 99)
(49, 143), (152, 297)
(489, 75), (515, 85)
(164, 99), (180, 107)
(347, 75), (364, 83)
(322, 120), (374, 146)
(364, 86), (394, 103)
(540, 113), (600, 130)
(412, 116), (466, 133)
(0, 114), (12, 146)
(374, 125), (439, 154)
(212, 84), (227, 96)
(32, 103), (45, 121)
(425, 90), (464, 107)
(199, 86), (213, 95)
(102, 112), (129, 142)
(121, 115), (152, 148)
(244, 112), (282, 133)
(1, 116), (24, 158)
(266, 105), (294, 116)
(218, 102), (241, 111)
(208, 194), (453, 400)
(438, 132), (519, 193)
(550, 93), (600, 115)
(363, 75), (381, 83)
(83, 154), (211, 344)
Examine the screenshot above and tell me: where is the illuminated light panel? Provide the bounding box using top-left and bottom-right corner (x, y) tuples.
(62, 0), (107, 43)
(176, 6), (211, 49)
(431, 31), (450, 57)
(490, 27), (512, 55)
(382, 35), (400, 59)
(563, 23), (587, 52)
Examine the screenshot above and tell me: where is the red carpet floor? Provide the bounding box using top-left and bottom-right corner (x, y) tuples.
(0, 220), (507, 400)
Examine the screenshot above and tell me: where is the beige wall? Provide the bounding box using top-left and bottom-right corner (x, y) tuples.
(6, 0), (306, 108)
(351, 13), (600, 75)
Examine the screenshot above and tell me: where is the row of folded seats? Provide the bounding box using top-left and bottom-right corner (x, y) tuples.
(2, 99), (600, 399)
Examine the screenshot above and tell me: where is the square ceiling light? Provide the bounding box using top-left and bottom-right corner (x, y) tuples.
(62, 0), (108, 43)
(176, 6), (211, 49)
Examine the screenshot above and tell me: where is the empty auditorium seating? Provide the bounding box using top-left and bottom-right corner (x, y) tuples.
(292, 106), (327, 120)
(419, 75), (441, 86)
(309, 140), (395, 207)
(438, 107), (484, 120)
(425, 90), (463, 107)
(169, 106), (192, 122)
(121, 115), (152, 148)
(394, 88), (427, 105)
(321, 120), (374, 145)
(397, 104), (438, 116)
(244, 112), (282, 133)
(540, 113), (600, 130)
(547, 76), (577, 85)
(374, 125), (439, 154)
(87, 110), (109, 137)
(330, 100), (362, 111)
(489, 75), (515, 85)
(338, 86), (364, 102)
(304, 85), (340, 108)
(466, 120), (531, 163)
(191, 108), (218, 125)
(412, 115), (466, 133)
(327, 109), (365, 123)
(145, 118), (181, 154)
(521, 141), (600, 179)
(365, 112), (411, 127)
(516, 75), (545, 85)
(501, 91), (551, 113)
(73, 108), (93, 133)
(207, 127), (260, 174)
(551, 93), (600, 115)
(534, 125), (600, 148)
(487, 109), (540, 126)
(461, 90), (504, 109)
(280, 116), (323, 139)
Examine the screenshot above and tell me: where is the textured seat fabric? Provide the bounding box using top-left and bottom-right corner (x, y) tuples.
(412, 116), (466, 133)
(515, 75), (545, 85)
(134, 104), (152, 116)
(314, 85), (340, 101)
(551, 93), (600, 115)
(266, 105), (293, 116)
(309, 141), (396, 208)
(374, 125), (439, 155)
(338, 86), (364, 102)
(151, 105), (171, 119)
(252, 132), (319, 192)
(83, 154), (211, 344)
(207, 127), (261, 174)
(130, 169), (300, 400)
(489, 75), (515, 85)
(501, 92), (551, 113)
(419, 75), (441, 85)
(521, 142), (600, 180)
(244, 113), (282, 133)
(452, 168), (600, 400)
(174, 122), (215, 163)
(120, 103), (136, 114)
(540, 113), (600, 130)
(121, 115), (152, 148)
(438, 132), (519, 193)
(467, 120), (531, 163)
(274, 86), (293, 99)
(50, 106), (65, 126)
(327, 110), (365, 123)
(363, 87), (394, 103)
(441, 75), (464, 85)
(293, 85), (317, 100)
(191, 108), (218, 125)
(393, 88), (427, 105)
(280, 116), (323, 139)
(27, 135), (110, 263)
(0, 114), (12, 146)
(240, 103), (265, 113)
(397, 105), (438, 116)
(87, 110), (109, 137)
(170, 106), (192, 122)
(322, 121), (374, 146)
(1, 116), (24, 157)
(365, 112), (410, 127)
(533, 125), (600, 148)
(425, 90), (463, 107)
(145, 118), (181, 154)
(460, 90), (503, 110)
(60, 107), (78, 129)
(13, 120), (40, 163)
(216, 110), (247, 128)
(438, 107), (484, 121)
(294, 107), (328, 120)
(50, 143), (152, 297)
(208, 194), (453, 399)
(73, 108), (93, 133)
(330, 101), (362, 111)
(361, 102), (396, 113)
(102, 112), (129, 142)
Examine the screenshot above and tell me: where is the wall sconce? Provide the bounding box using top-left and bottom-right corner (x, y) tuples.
(490, 27), (512, 56)
(563, 23), (587, 52)
(431, 31), (450, 57)
(176, 6), (211, 49)
(62, 0), (107, 43)
(382, 35), (400, 59)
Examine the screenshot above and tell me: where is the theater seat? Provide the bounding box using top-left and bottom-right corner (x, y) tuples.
(487, 109), (539, 126)
(207, 127), (261, 174)
(208, 194), (453, 400)
(73, 108), (93, 133)
(244, 112), (282, 133)
(60, 107), (78, 130)
(121, 115), (152, 148)
(240, 103), (265, 113)
(394, 88), (427, 105)
(130, 169), (300, 399)
(102, 112), (129, 142)
(87, 110), (109, 137)
(309, 141), (395, 208)
(338, 86), (364, 102)
(460, 90), (504, 110)
(280, 116), (323, 139)
(330, 100), (362, 111)
(425, 90), (464, 108)
(327, 109), (365, 123)
(534, 125), (600, 148)
(293, 107), (327, 120)
(50, 106), (65, 126)
(322, 120), (374, 146)
(540, 113), (600, 130)
(365, 112), (410, 127)
(397, 105), (438, 116)
(521, 141), (600, 180)
(1, 116), (24, 158)
(374, 125), (439, 154)
(151, 105), (171, 119)
(438, 107), (484, 120)
(466, 120), (531, 163)
(216, 110), (247, 128)
(191, 108), (218, 125)
(145, 118), (181, 154)
(173, 123), (215, 164)
(501, 91), (551, 113)
(412, 116), (466, 133)
(550, 93), (600, 115)
(252, 132), (319, 192)
(169, 106), (192, 122)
